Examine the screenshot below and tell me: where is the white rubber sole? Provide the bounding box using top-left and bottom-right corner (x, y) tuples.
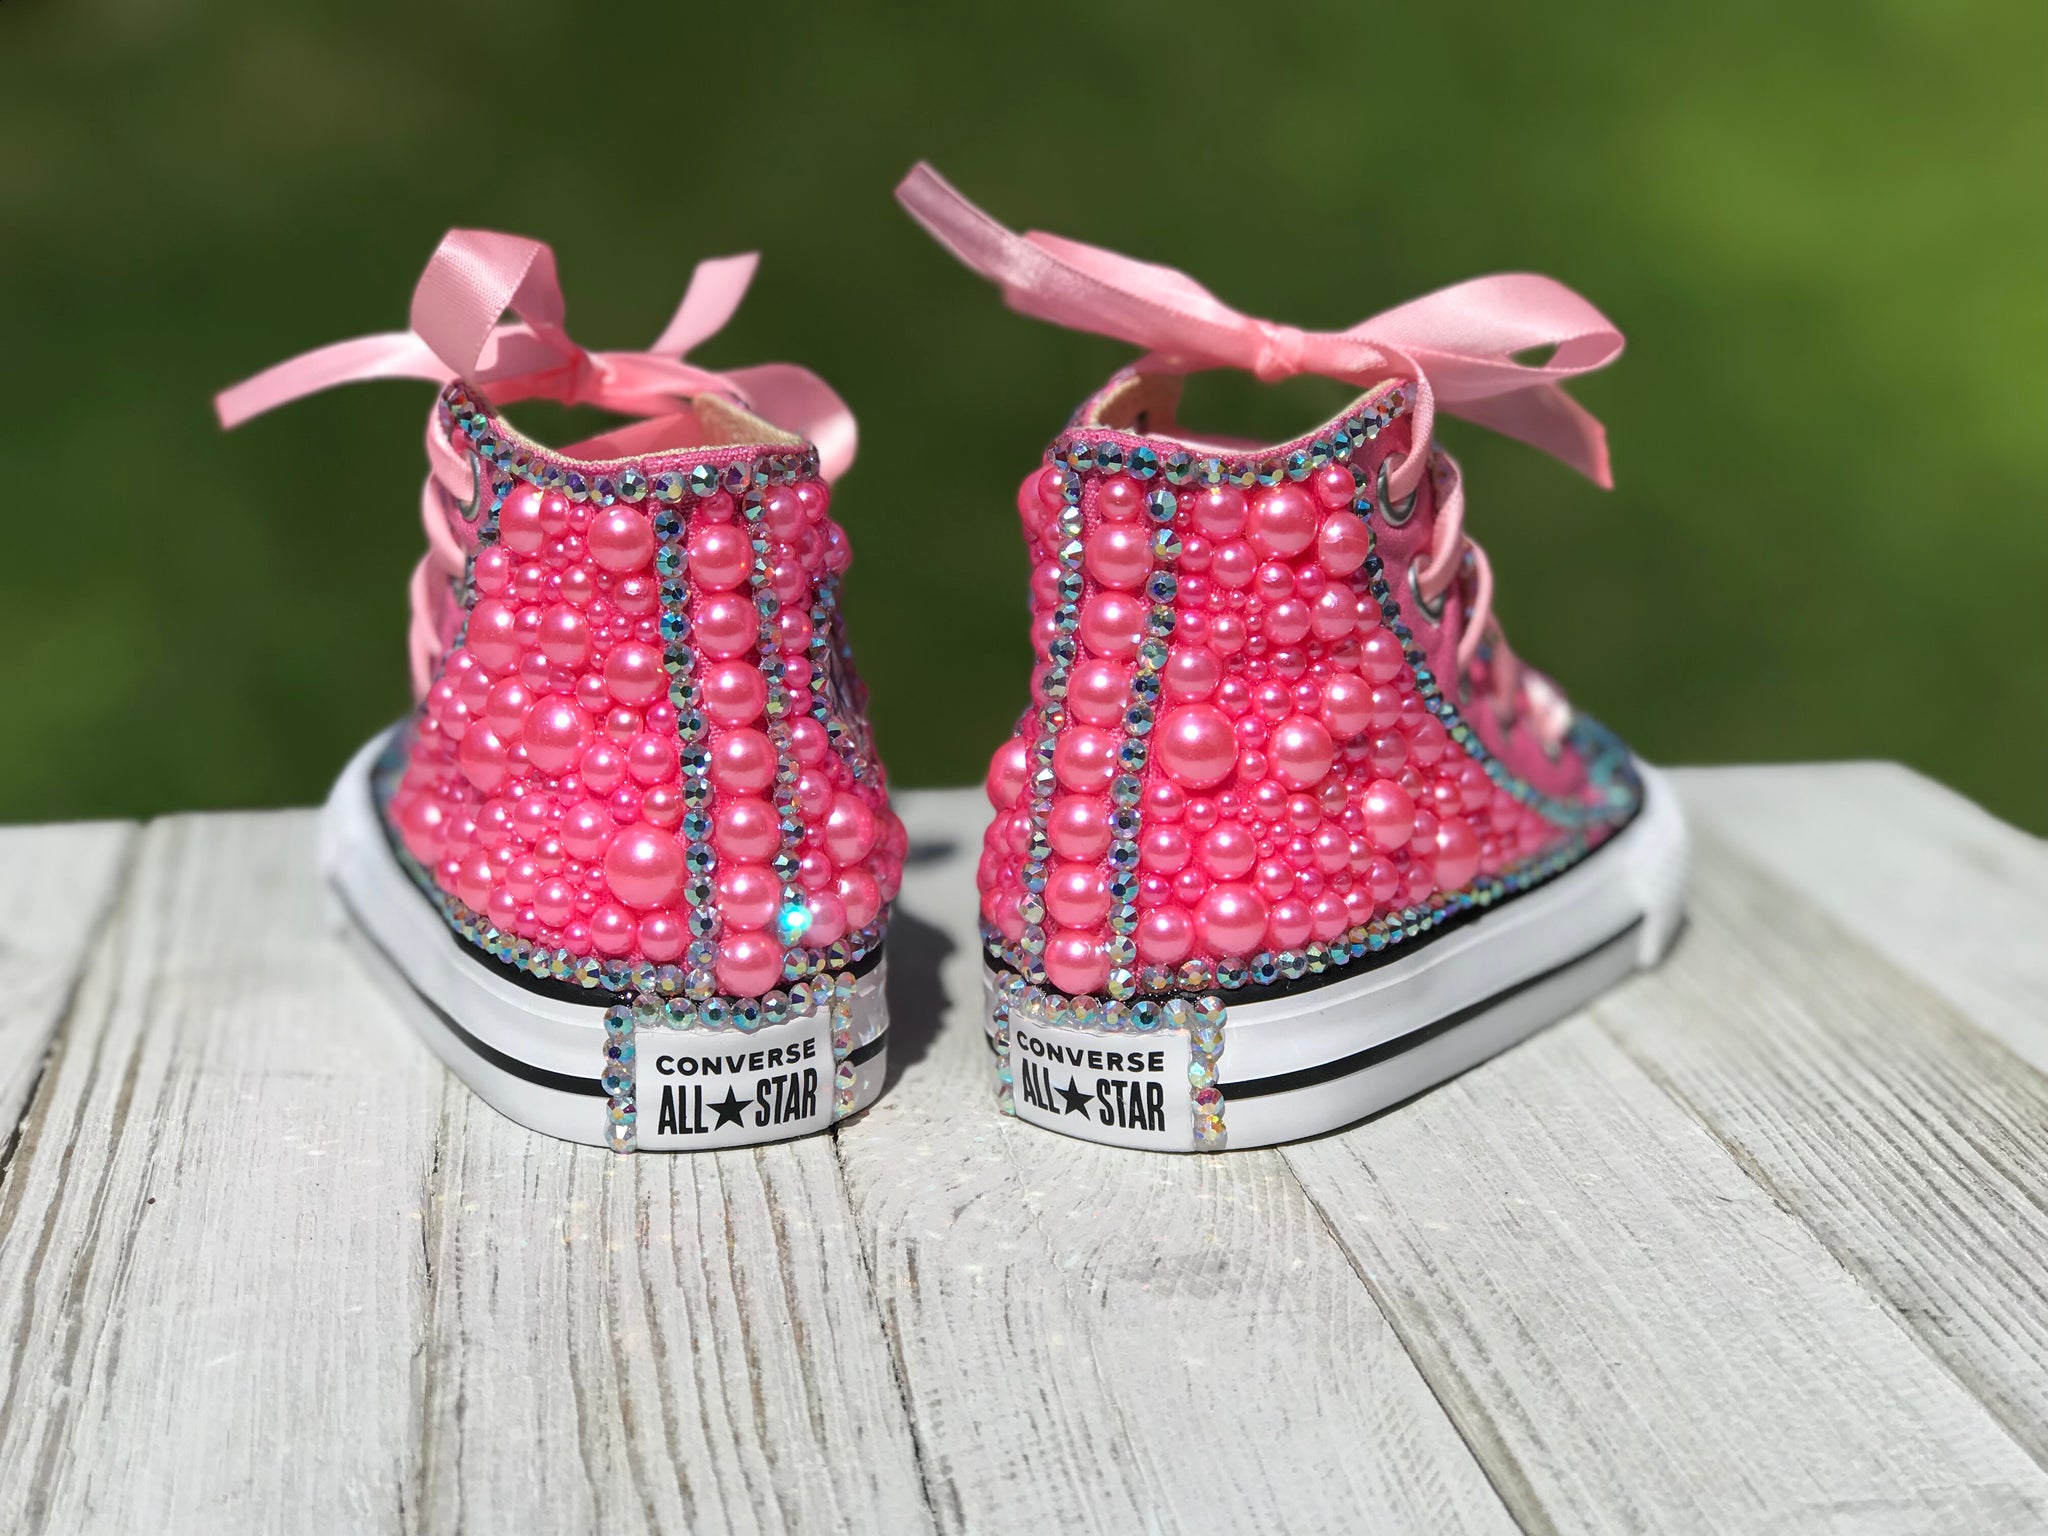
(987, 761), (1688, 1152)
(321, 729), (889, 1149)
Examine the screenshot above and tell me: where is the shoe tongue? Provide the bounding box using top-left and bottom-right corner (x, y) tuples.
(560, 409), (709, 460)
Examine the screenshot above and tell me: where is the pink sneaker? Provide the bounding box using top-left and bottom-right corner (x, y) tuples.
(220, 231), (902, 1151)
(899, 166), (1686, 1152)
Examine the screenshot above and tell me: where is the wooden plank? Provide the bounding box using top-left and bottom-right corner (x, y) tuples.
(409, 1090), (933, 1535)
(0, 812), (933, 1535)
(0, 821), (134, 1151)
(836, 788), (1521, 1536)
(1592, 818), (2048, 1471)
(1676, 763), (2048, 1071)
(1283, 928), (2048, 1524)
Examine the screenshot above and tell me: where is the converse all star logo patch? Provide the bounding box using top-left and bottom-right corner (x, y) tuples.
(634, 1014), (832, 1150)
(1008, 1012), (1193, 1151)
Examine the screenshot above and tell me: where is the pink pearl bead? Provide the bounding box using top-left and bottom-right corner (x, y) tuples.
(561, 800), (611, 860)
(590, 903), (635, 956)
(1192, 485), (1248, 539)
(1311, 890), (1349, 941)
(603, 642), (665, 705)
(825, 793), (878, 864)
(1408, 715), (1449, 766)
(626, 731), (677, 786)
(796, 768), (833, 819)
(1137, 904), (1195, 964)
(638, 910), (686, 963)
(837, 869), (882, 929)
(1096, 474), (1143, 521)
(581, 740), (625, 793)
(1139, 823), (1191, 873)
(473, 547), (513, 595)
(1265, 599), (1311, 646)
(715, 796), (780, 862)
(1247, 484), (1317, 558)
(614, 574), (658, 618)
(1171, 643), (1212, 704)
(985, 738), (1028, 810)
(1155, 705), (1237, 790)
(1068, 659), (1131, 727)
(688, 522), (752, 591)
(1053, 727), (1119, 793)
(702, 662), (767, 726)
(1047, 794), (1111, 860)
(458, 724), (510, 792)
(1266, 897), (1314, 950)
(711, 729), (776, 793)
(1079, 591), (1145, 659)
(1211, 540), (1255, 589)
(589, 507), (655, 573)
(602, 823), (684, 909)
(1360, 630), (1405, 683)
(1317, 514), (1371, 576)
(762, 485), (805, 540)
(642, 784), (683, 829)
(1045, 861), (1108, 927)
(484, 677), (533, 738)
(1085, 522), (1151, 590)
(1145, 781), (1186, 822)
(538, 603), (590, 668)
(693, 595), (756, 659)
(521, 697), (585, 774)
(804, 889), (849, 946)
(1321, 674), (1373, 739)
(1198, 821), (1257, 880)
(1362, 779), (1416, 852)
(1269, 715), (1335, 789)
(1197, 883), (1268, 956)
(716, 930), (785, 996)
(1043, 930), (1108, 995)
(1432, 816), (1481, 890)
(790, 716), (828, 765)
(498, 484), (547, 553)
(466, 599), (521, 675)
(1211, 613), (1247, 654)
(1313, 464), (1357, 510)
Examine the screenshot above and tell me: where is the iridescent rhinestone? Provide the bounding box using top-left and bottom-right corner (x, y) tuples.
(1164, 450), (1195, 484)
(618, 470), (648, 502)
(1096, 443), (1126, 474)
(1129, 445), (1159, 480)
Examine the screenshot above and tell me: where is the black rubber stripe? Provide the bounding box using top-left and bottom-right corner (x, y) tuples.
(337, 880), (889, 1096)
(1218, 918), (1643, 1100)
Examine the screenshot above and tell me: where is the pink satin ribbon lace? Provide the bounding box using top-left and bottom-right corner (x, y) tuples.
(895, 163), (1623, 729)
(217, 229), (857, 696)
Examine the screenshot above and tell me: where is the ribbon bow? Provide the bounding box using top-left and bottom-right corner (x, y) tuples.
(216, 229), (857, 479)
(895, 163), (1621, 500)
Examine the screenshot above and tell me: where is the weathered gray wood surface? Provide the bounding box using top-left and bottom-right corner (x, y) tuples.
(1, 766), (2045, 1535)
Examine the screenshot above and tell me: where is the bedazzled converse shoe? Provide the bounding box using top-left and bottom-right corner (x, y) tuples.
(898, 165), (1686, 1152)
(219, 230), (901, 1151)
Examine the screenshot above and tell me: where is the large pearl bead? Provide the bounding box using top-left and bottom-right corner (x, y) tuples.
(522, 696), (587, 775)
(1361, 778), (1417, 852)
(687, 521), (752, 590)
(1197, 883), (1268, 956)
(1085, 523), (1151, 589)
(1044, 861), (1109, 927)
(715, 930), (785, 996)
(985, 737), (1029, 810)
(710, 728), (775, 793)
(1269, 715), (1335, 789)
(1079, 591), (1145, 659)
(1068, 659), (1131, 727)
(1052, 727), (1119, 793)
(602, 823), (685, 909)
(825, 793), (878, 864)
(1247, 484), (1317, 558)
(1155, 705), (1236, 790)
(1136, 904), (1195, 964)
(1198, 820), (1257, 880)
(603, 642), (665, 705)
(1046, 794), (1111, 859)
(1317, 513), (1371, 575)
(588, 506), (655, 573)
(692, 594), (755, 659)
(702, 661), (767, 726)
(1043, 930), (1108, 994)
(1192, 485), (1248, 539)
(714, 796), (780, 862)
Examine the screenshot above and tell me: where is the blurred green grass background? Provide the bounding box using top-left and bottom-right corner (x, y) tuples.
(2, 0), (2042, 830)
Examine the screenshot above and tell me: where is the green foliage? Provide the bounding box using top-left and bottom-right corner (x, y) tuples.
(1, 0), (2041, 828)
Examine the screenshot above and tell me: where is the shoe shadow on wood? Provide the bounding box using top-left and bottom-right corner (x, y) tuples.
(881, 905), (953, 1093)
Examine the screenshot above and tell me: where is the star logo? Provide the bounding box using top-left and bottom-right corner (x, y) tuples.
(1056, 1076), (1094, 1118)
(711, 1086), (750, 1129)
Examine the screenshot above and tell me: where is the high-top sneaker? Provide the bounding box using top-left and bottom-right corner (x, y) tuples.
(219, 231), (902, 1151)
(898, 165), (1686, 1152)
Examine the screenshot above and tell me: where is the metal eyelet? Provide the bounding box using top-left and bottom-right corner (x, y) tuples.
(455, 449), (485, 524)
(1408, 562), (1447, 623)
(1376, 457), (1419, 526)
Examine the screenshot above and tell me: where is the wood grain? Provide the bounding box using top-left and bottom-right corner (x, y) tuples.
(1284, 1010), (2048, 1531)
(1594, 817), (2048, 1471)
(0, 813), (931, 1535)
(0, 821), (133, 1154)
(1677, 763), (2048, 1071)
(836, 788), (1521, 1536)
